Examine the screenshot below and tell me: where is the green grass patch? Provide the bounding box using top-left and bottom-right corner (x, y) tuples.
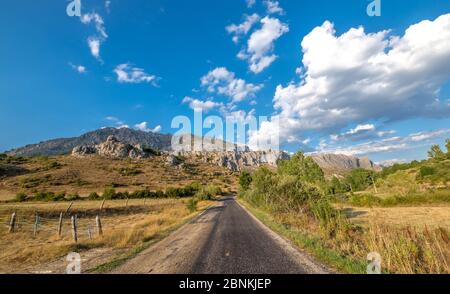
(347, 189), (450, 207)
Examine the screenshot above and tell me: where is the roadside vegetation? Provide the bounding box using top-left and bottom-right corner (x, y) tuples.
(238, 141), (450, 274)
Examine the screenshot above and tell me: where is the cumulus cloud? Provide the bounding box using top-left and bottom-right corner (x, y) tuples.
(246, 0), (256, 8)
(114, 63), (158, 85)
(182, 96), (224, 112)
(264, 0), (284, 15)
(135, 122), (162, 133)
(226, 14), (260, 44)
(80, 12), (108, 60)
(250, 14), (450, 145)
(69, 63), (87, 74)
(239, 16), (289, 73)
(201, 67), (263, 103)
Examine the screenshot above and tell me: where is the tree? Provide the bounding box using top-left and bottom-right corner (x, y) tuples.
(239, 171), (253, 191)
(428, 145), (445, 160)
(277, 152), (325, 184)
(446, 139), (450, 154)
(344, 169), (376, 192)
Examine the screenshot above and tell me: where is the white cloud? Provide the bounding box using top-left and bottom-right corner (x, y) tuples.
(246, 0), (256, 8)
(226, 14), (260, 44)
(80, 12), (108, 60)
(331, 124), (376, 141)
(410, 129), (450, 142)
(80, 13), (108, 39)
(250, 14), (450, 145)
(87, 38), (101, 59)
(69, 63), (87, 74)
(240, 16), (289, 73)
(201, 67), (263, 103)
(135, 122), (162, 133)
(314, 129), (450, 156)
(114, 63), (158, 85)
(182, 96), (223, 112)
(264, 1), (284, 15)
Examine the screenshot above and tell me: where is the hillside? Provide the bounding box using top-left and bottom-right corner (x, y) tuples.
(6, 128), (173, 157)
(0, 153), (238, 201)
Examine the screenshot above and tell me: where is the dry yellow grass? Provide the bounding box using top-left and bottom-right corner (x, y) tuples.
(0, 198), (213, 273)
(341, 205), (450, 229)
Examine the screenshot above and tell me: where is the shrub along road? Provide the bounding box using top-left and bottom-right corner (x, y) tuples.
(113, 196), (329, 274)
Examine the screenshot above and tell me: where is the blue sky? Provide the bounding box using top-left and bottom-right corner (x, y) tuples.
(0, 0), (449, 164)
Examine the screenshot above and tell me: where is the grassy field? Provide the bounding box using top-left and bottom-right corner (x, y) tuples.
(0, 198), (213, 273)
(339, 205), (450, 229)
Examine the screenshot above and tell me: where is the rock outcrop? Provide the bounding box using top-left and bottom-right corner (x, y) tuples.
(178, 150), (290, 172)
(72, 136), (149, 159)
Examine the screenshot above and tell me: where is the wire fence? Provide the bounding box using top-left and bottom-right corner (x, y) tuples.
(0, 198), (173, 243)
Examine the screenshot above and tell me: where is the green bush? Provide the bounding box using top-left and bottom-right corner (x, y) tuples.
(278, 152), (325, 184)
(102, 187), (117, 200)
(328, 177), (349, 195)
(417, 166), (435, 179)
(88, 192), (100, 200)
(166, 187), (187, 198)
(344, 169), (376, 192)
(52, 192), (67, 201)
(15, 193), (28, 202)
(186, 198), (198, 213)
(194, 185), (222, 201)
(239, 171), (253, 191)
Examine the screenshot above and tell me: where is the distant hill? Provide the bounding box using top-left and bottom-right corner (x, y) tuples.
(6, 128), (173, 157)
(311, 153), (381, 175)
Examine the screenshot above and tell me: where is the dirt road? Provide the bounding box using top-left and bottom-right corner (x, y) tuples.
(113, 196), (329, 274)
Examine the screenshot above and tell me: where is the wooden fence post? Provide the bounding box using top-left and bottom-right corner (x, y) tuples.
(87, 225), (92, 240)
(100, 199), (106, 211)
(57, 212), (63, 237)
(125, 198), (129, 208)
(71, 215), (78, 243)
(65, 202), (74, 215)
(8, 212), (16, 233)
(96, 215), (103, 236)
(33, 213), (40, 237)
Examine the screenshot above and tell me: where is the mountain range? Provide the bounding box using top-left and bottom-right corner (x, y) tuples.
(5, 128), (379, 173)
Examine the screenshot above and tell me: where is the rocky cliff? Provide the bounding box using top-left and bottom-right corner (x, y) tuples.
(178, 150), (290, 172)
(72, 136), (150, 159)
